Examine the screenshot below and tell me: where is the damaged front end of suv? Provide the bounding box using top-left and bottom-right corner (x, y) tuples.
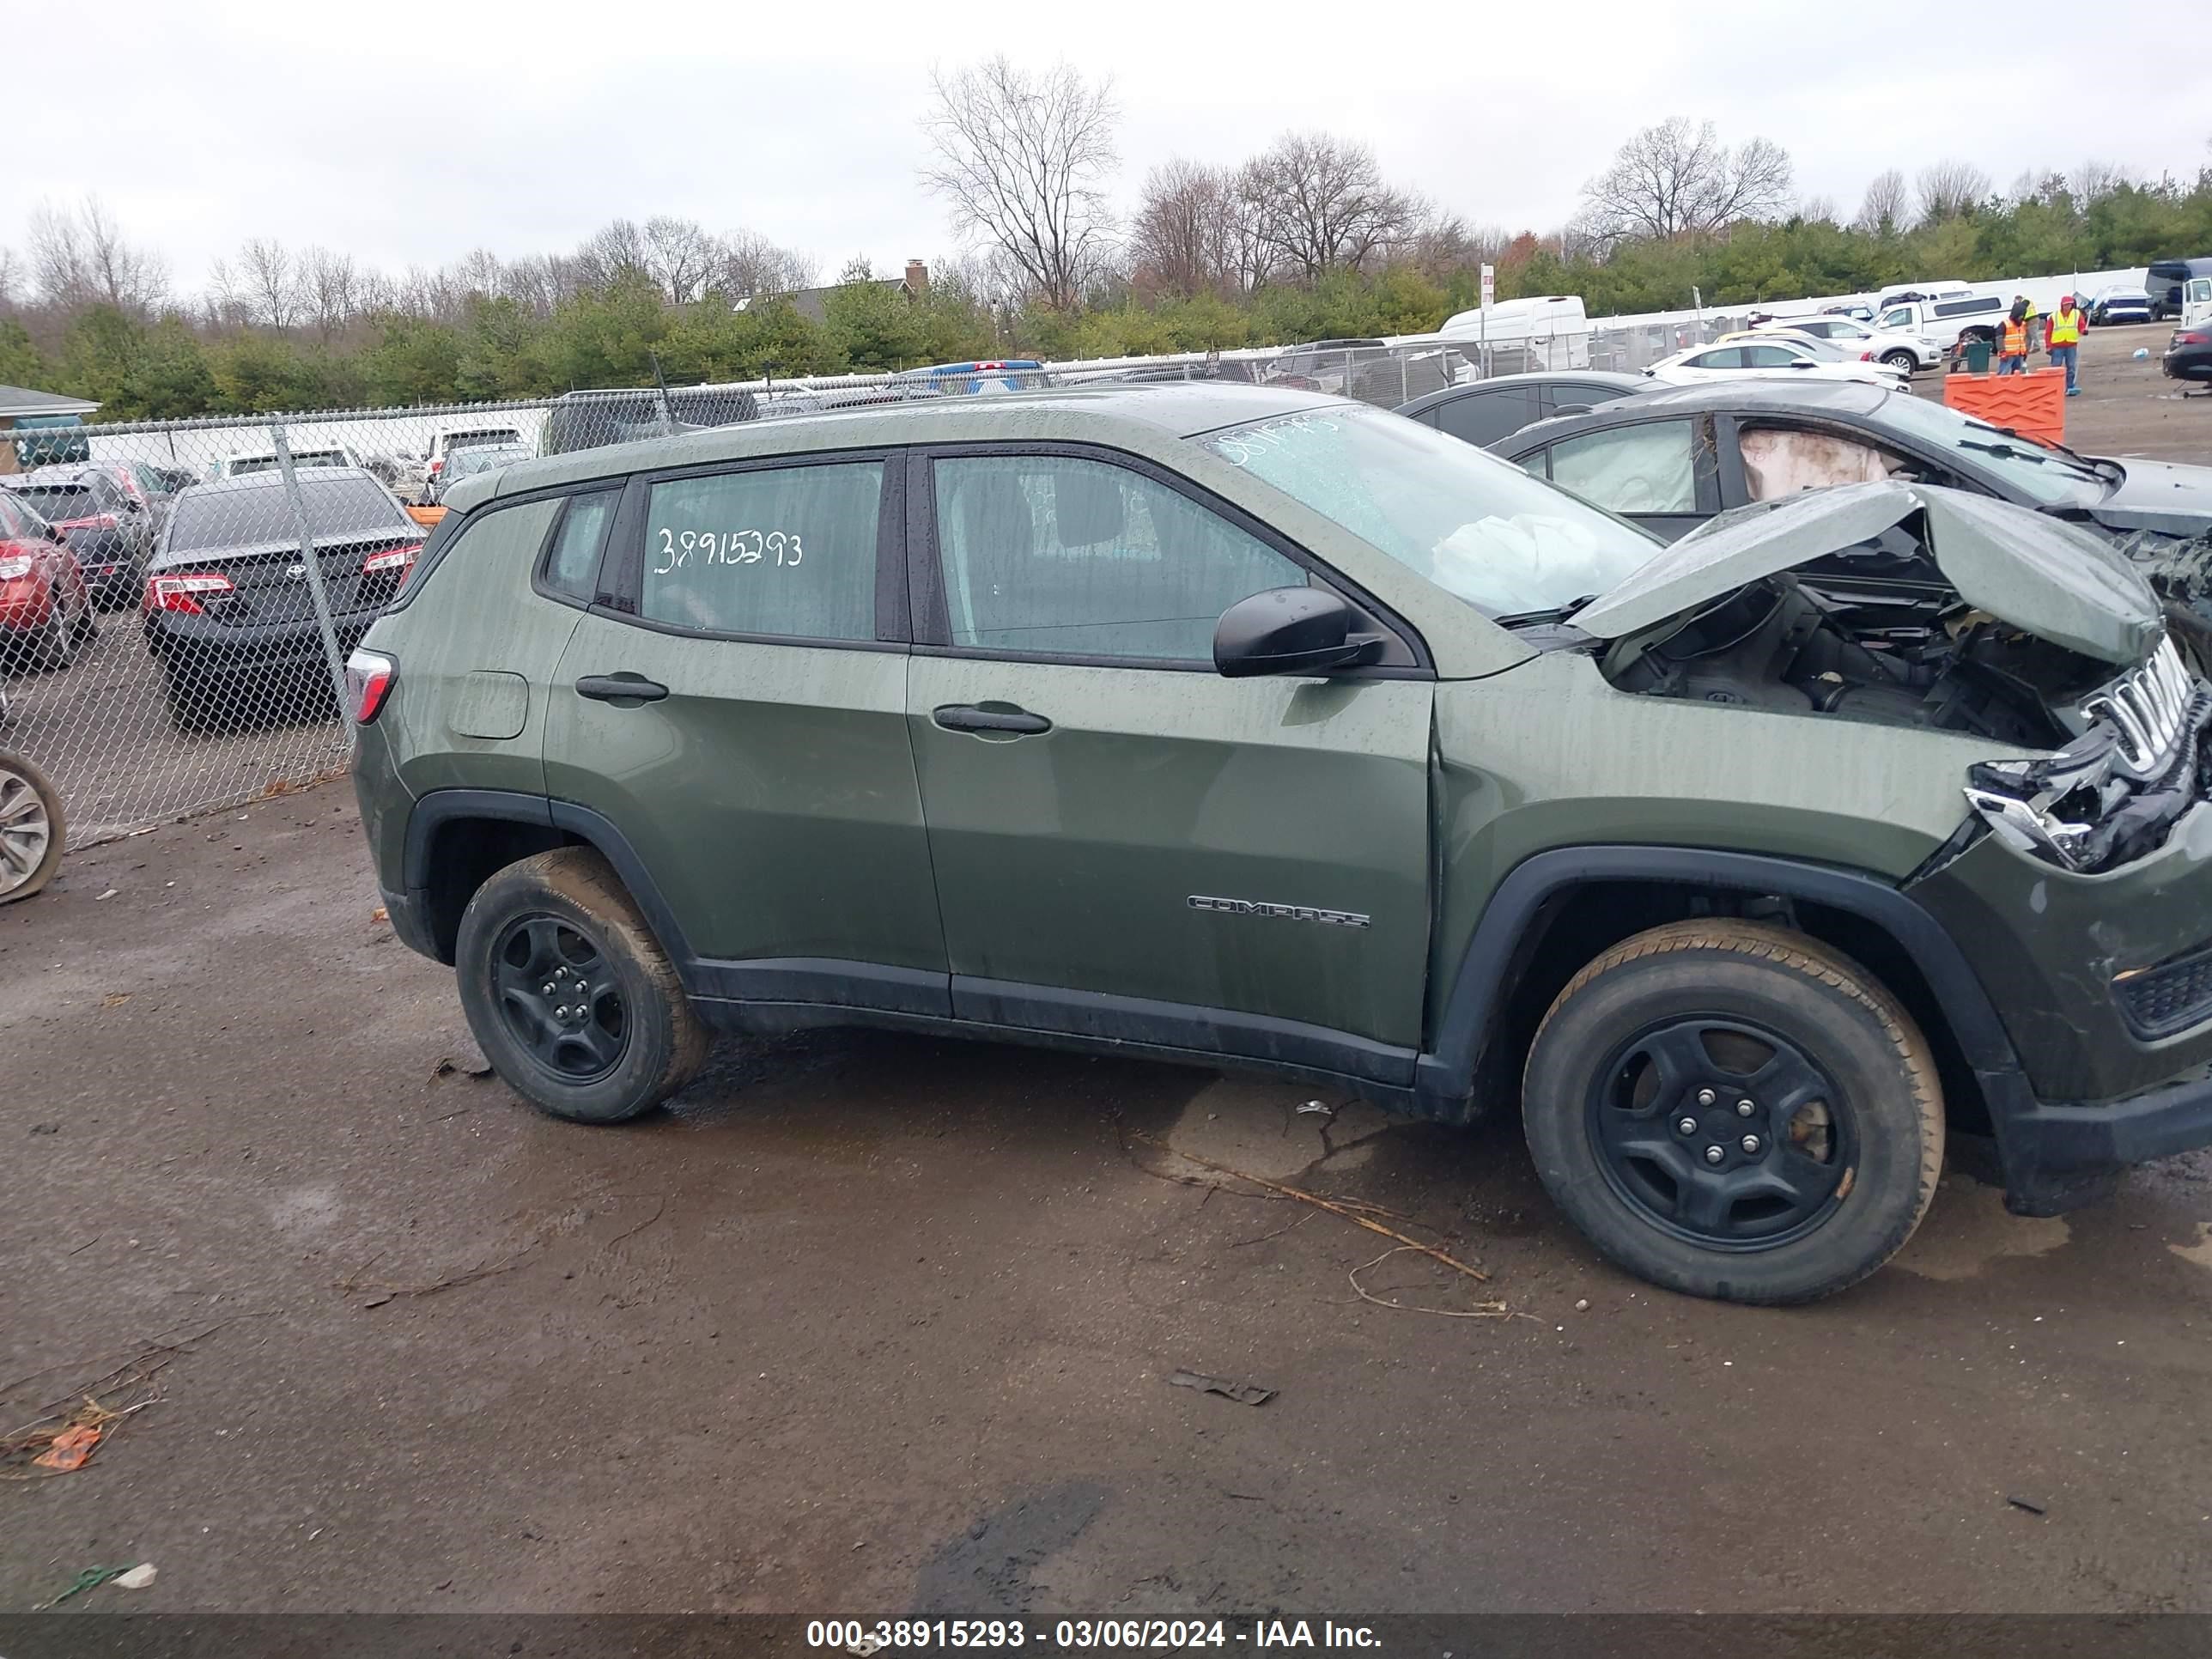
(1569, 480), (2209, 877)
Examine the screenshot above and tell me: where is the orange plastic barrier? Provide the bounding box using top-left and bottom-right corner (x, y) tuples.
(1942, 368), (2066, 447)
(404, 504), (447, 529)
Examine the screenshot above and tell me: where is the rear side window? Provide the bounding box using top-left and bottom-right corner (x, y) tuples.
(542, 491), (617, 602)
(640, 461), (883, 641)
(1549, 421), (1698, 514)
(1933, 297), (2000, 319)
(1432, 386), (1540, 447)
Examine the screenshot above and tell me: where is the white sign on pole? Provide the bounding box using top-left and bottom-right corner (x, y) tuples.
(1480, 264), (1496, 310)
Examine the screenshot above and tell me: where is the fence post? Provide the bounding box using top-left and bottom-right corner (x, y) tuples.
(269, 422), (351, 714)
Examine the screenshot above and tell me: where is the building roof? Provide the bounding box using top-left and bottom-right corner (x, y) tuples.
(739, 275), (913, 325)
(0, 384), (100, 420)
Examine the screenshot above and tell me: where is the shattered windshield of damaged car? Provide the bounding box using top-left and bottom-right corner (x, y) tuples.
(1194, 405), (1658, 617)
(1872, 394), (2107, 508)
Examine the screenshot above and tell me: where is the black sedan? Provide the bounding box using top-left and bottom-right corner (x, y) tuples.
(2166, 324), (2212, 386)
(1395, 371), (1650, 448)
(1491, 379), (2212, 546)
(143, 468), (422, 732)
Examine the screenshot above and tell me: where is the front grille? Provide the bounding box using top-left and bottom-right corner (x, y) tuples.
(2116, 941), (2212, 1039)
(2083, 638), (2194, 780)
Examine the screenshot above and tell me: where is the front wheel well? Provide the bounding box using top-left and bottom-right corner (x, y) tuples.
(1469, 878), (1989, 1137)
(421, 817), (586, 963)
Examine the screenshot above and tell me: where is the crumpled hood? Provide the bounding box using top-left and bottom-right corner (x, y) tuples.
(1572, 479), (2163, 665)
(2087, 458), (2212, 538)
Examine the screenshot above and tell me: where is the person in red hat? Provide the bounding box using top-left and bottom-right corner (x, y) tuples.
(2047, 294), (2084, 396)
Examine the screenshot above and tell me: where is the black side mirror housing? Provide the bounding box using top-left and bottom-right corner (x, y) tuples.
(1213, 586), (1382, 678)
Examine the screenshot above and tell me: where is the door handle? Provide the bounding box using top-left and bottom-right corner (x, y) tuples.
(932, 702), (1052, 736)
(575, 673), (670, 703)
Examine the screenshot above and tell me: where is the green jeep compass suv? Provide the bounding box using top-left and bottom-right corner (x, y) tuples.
(348, 384), (2212, 1304)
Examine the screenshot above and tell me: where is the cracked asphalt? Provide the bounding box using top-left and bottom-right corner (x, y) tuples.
(4, 793), (2212, 1616)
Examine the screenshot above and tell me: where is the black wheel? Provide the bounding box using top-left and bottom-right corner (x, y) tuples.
(1881, 349), (1917, 374)
(455, 847), (708, 1124)
(0, 747), (64, 905)
(1522, 920), (1943, 1304)
(37, 589), (80, 671)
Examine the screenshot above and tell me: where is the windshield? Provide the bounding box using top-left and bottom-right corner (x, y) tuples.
(1194, 404), (1660, 617)
(1868, 393), (2108, 507)
(170, 478), (407, 552)
(228, 451), (349, 477)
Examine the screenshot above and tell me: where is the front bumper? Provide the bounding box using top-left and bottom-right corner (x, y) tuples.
(1974, 1061), (2212, 1215)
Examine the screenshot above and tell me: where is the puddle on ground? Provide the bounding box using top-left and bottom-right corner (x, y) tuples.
(1894, 1177), (2071, 1280)
(2167, 1222), (2212, 1271)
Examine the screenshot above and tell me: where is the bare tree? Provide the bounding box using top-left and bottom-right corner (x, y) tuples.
(2072, 158), (2136, 205)
(210, 238), (303, 330)
(1128, 158), (1241, 297)
(0, 247), (20, 310)
(638, 216), (715, 304)
(1577, 118), (1795, 244)
(921, 56), (1119, 312)
(1915, 160), (1990, 223)
(1240, 132), (1425, 280)
(1855, 167), (1911, 234)
(1799, 194), (1838, 225)
(299, 246), (360, 338)
(714, 229), (815, 300)
(27, 196), (169, 312)
(572, 219), (651, 290)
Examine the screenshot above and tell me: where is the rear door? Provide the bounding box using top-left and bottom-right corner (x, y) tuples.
(903, 446), (1433, 1072)
(544, 448), (947, 1012)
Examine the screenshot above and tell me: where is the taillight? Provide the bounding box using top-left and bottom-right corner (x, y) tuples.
(345, 647), (396, 723)
(362, 542), (423, 576)
(146, 571), (235, 615)
(427, 459), (444, 477)
(0, 554), (33, 581)
(2180, 331), (2210, 346)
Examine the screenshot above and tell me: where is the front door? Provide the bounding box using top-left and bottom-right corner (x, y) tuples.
(905, 448), (1433, 1075)
(544, 451), (948, 1014)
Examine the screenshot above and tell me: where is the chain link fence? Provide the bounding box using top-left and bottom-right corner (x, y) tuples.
(1, 320), (1763, 853)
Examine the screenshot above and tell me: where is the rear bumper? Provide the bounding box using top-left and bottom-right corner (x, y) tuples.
(147, 611), (373, 678)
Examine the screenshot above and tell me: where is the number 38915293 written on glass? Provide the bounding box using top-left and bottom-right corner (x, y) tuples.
(653, 528), (804, 574)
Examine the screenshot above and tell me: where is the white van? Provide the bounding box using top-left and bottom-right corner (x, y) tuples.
(2183, 276), (2212, 331)
(1871, 291), (2009, 349)
(1438, 295), (1592, 372)
(209, 440), (362, 481)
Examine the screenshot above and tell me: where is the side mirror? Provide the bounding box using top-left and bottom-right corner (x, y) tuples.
(1213, 586), (1382, 679)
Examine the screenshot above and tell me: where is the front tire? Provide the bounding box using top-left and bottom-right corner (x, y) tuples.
(454, 848), (708, 1124)
(0, 747), (64, 904)
(1522, 921), (1943, 1304)
(1881, 349), (1917, 374)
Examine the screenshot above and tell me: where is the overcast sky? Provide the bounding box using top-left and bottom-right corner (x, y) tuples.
(8, 0), (2209, 298)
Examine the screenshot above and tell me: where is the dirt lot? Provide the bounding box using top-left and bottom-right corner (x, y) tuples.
(3, 347), (2211, 1618)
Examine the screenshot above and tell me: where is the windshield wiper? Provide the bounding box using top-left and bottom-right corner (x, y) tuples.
(1496, 593), (1599, 629)
(1969, 427), (2117, 483)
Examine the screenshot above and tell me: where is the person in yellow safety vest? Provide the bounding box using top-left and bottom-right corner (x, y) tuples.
(2046, 294), (2084, 396)
(1996, 301), (2032, 375)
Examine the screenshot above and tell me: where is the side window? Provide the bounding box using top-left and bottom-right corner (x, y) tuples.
(1433, 386), (1540, 447)
(1549, 421), (1698, 514)
(1740, 428), (1898, 500)
(640, 461), (883, 641)
(1879, 308), (1913, 331)
(540, 491), (617, 602)
(933, 454), (1305, 662)
(1516, 448), (1552, 482)
(1689, 347), (1745, 368)
(1742, 343), (1800, 368)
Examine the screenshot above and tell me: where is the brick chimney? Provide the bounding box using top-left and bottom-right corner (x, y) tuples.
(904, 258), (928, 296)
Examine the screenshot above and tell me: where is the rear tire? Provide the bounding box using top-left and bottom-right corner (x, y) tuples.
(1522, 920), (1943, 1304)
(454, 848), (709, 1124)
(162, 667), (218, 733)
(0, 747), (64, 905)
(37, 590), (80, 671)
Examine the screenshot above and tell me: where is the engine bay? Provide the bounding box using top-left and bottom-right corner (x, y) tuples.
(1600, 559), (2114, 750)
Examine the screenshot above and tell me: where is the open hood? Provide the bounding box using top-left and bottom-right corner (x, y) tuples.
(2087, 458), (2212, 538)
(1572, 480), (2163, 665)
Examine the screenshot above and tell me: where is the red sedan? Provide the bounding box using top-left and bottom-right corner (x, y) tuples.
(0, 489), (97, 672)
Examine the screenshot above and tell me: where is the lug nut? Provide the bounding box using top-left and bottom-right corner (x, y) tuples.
(1741, 1134), (1762, 1154)
(543, 982), (556, 994)
(1736, 1098), (1755, 1117)
(1677, 1116), (1698, 1135)
(1696, 1088), (1716, 1107)
(1704, 1145), (1726, 1165)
